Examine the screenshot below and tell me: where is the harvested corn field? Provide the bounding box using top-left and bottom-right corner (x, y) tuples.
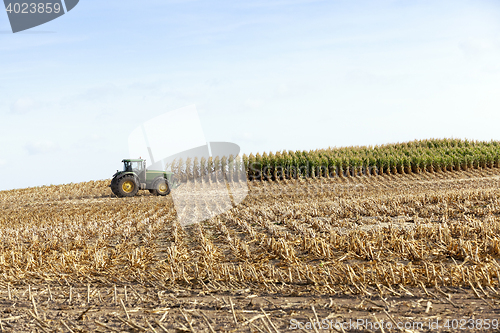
(1, 167), (500, 331)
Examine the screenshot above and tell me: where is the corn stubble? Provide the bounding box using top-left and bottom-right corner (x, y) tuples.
(0, 167), (499, 296)
(2, 164), (500, 331)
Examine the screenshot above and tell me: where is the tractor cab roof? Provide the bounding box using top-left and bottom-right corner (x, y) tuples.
(122, 159), (144, 162)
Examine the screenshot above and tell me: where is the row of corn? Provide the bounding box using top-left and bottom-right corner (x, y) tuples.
(167, 138), (500, 182)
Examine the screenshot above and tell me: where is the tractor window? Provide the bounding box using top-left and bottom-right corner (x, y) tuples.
(123, 161), (143, 172)
(123, 161), (132, 172)
(132, 161), (143, 172)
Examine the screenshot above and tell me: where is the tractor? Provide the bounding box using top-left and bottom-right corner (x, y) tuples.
(110, 159), (176, 197)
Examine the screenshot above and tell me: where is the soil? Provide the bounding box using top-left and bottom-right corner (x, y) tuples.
(1, 284), (499, 332)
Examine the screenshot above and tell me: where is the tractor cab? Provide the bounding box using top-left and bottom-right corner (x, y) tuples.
(123, 159), (146, 180)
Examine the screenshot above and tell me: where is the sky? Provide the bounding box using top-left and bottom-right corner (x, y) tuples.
(1, 0), (500, 190)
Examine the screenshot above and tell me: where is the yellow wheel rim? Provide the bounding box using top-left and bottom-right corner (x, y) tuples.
(158, 183), (167, 193)
(122, 180), (135, 193)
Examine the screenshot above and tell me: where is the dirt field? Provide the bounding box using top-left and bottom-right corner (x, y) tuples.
(1, 168), (500, 332)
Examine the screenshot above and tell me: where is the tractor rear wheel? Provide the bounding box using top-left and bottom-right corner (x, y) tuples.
(112, 175), (139, 197)
(151, 178), (170, 196)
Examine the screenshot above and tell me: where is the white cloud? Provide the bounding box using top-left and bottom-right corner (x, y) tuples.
(245, 99), (263, 108)
(459, 38), (500, 59)
(0, 159), (5, 167)
(60, 84), (122, 107)
(25, 141), (59, 155)
(272, 82), (311, 98)
(10, 97), (40, 114)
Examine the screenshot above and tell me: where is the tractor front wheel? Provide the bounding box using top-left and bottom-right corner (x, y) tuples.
(151, 178), (170, 196)
(112, 175), (139, 197)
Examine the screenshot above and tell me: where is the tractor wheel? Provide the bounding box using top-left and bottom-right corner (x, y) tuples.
(151, 178), (170, 196)
(113, 175), (139, 197)
(110, 177), (120, 196)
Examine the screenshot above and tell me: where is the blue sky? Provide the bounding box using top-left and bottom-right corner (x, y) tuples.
(1, 0), (500, 190)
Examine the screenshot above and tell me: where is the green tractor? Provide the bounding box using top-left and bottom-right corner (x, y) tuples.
(110, 159), (176, 197)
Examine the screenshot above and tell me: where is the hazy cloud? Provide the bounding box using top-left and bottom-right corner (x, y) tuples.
(10, 97), (41, 114)
(60, 84), (122, 106)
(459, 38), (500, 59)
(205, 78), (224, 87)
(345, 69), (409, 86)
(480, 64), (500, 74)
(272, 82), (310, 98)
(25, 141), (59, 155)
(128, 80), (164, 91)
(245, 98), (263, 108)
(234, 0), (324, 9)
(231, 131), (266, 147)
(72, 134), (110, 152)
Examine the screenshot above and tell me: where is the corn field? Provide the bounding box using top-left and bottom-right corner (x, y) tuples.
(2, 139), (500, 331)
(1, 160), (500, 330)
(168, 138), (500, 182)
